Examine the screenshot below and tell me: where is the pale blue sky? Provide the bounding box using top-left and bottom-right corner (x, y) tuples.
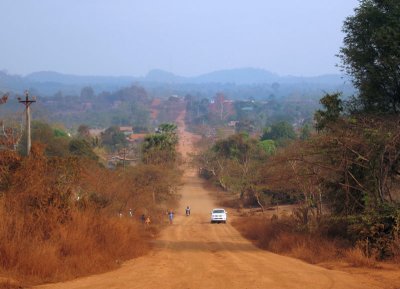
(0, 0), (359, 77)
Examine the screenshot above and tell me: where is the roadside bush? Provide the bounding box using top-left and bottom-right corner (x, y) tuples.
(232, 216), (346, 264)
(346, 206), (400, 260)
(345, 246), (377, 268)
(233, 212), (400, 266)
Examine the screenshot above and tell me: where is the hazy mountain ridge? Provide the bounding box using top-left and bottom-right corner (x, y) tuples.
(143, 68), (347, 85)
(25, 71), (134, 85)
(0, 68), (352, 96)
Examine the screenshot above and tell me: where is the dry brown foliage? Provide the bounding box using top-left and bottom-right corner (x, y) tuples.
(261, 116), (400, 215)
(345, 247), (377, 267)
(0, 207), (148, 283)
(0, 143), (181, 284)
(232, 215), (399, 267)
(232, 216), (345, 264)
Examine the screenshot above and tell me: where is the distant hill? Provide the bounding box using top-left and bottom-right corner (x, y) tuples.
(25, 71), (134, 85)
(145, 69), (186, 83)
(143, 68), (346, 85)
(194, 68), (280, 84)
(0, 68), (352, 96)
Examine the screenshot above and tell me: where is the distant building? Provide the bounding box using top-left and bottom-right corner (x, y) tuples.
(127, 133), (146, 143)
(228, 120), (239, 127)
(169, 95), (181, 101)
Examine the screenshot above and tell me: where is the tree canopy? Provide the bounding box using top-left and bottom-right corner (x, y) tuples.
(340, 0), (400, 114)
(261, 121), (296, 146)
(142, 123), (178, 165)
(314, 92), (343, 131)
(101, 126), (127, 150)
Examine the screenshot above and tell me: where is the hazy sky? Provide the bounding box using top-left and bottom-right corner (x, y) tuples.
(0, 0), (359, 77)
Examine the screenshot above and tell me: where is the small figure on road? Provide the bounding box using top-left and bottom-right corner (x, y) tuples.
(168, 210), (174, 224)
(185, 206), (191, 216)
(141, 214), (146, 224)
(145, 216), (151, 226)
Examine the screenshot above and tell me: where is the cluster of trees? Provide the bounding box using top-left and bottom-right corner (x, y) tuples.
(196, 117), (313, 209)
(198, 0), (400, 260)
(196, 133), (277, 208)
(234, 99), (316, 134)
(185, 92), (317, 137)
(28, 84), (153, 129)
(157, 96), (186, 123)
(15, 121), (98, 160)
(195, 113), (312, 208)
(257, 103), (400, 259)
(142, 123), (179, 165)
(185, 95), (210, 128)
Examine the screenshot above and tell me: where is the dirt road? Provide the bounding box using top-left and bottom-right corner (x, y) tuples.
(38, 112), (384, 289)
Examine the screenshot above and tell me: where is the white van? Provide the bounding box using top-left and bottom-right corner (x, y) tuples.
(210, 208), (227, 224)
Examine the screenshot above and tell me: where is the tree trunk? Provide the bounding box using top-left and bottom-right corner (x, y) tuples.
(255, 192), (265, 213)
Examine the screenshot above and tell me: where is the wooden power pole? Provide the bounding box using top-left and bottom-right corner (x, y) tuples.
(120, 147), (128, 169)
(18, 91), (36, 156)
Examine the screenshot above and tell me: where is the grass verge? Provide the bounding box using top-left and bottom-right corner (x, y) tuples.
(232, 215), (380, 267)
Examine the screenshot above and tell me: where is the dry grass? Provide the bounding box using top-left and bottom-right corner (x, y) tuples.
(390, 240), (400, 263)
(0, 146), (182, 285)
(0, 207), (150, 284)
(231, 215), (384, 267)
(345, 247), (377, 267)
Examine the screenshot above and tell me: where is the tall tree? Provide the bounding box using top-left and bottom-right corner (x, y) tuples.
(101, 126), (127, 151)
(80, 86), (95, 99)
(142, 123), (178, 164)
(69, 138), (98, 161)
(261, 121), (296, 146)
(19, 121), (70, 157)
(340, 0), (400, 114)
(314, 92), (343, 131)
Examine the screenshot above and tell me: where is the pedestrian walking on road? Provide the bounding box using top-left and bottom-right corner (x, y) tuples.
(185, 206), (191, 216)
(168, 210), (174, 224)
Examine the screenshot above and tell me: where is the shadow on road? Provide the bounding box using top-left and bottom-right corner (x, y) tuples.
(152, 240), (257, 252)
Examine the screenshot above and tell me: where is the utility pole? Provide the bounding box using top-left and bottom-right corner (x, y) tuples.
(18, 91), (36, 156)
(119, 147), (128, 169)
